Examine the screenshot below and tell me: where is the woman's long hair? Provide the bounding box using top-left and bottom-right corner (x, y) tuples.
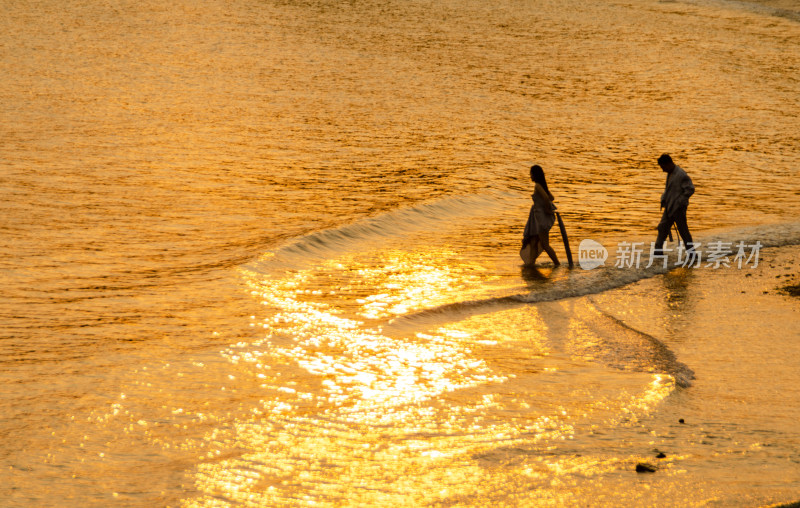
(530, 165), (550, 195)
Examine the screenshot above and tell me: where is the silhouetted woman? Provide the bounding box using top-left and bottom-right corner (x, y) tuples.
(522, 165), (560, 266)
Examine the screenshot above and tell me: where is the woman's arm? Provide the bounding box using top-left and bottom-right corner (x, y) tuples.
(534, 183), (555, 202)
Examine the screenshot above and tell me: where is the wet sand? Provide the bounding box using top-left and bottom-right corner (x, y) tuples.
(744, 0), (800, 11)
(581, 244), (800, 506)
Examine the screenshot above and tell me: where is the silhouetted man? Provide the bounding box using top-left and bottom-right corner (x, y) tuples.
(655, 153), (694, 256)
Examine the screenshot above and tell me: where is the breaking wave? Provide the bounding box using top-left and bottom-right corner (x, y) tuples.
(244, 192), (514, 273)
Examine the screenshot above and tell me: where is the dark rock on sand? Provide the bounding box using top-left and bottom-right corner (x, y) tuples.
(636, 463), (657, 473)
(779, 282), (800, 297)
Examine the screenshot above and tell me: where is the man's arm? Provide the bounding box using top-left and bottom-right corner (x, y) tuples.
(680, 173), (695, 206)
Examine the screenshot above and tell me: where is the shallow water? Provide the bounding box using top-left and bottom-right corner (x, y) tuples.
(2, 0), (799, 505)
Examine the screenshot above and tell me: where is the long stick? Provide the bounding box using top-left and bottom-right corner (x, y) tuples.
(555, 212), (574, 268)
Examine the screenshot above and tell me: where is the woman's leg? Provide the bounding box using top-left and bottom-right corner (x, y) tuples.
(540, 230), (560, 266)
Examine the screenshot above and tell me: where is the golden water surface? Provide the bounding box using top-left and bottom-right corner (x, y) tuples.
(2, 0), (799, 506)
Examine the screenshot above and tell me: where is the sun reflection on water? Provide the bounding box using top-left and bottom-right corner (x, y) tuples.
(171, 249), (680, 505)
(235, 249), (510, 418)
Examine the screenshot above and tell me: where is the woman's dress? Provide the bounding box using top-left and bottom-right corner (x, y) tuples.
(522, 190), (555, 248)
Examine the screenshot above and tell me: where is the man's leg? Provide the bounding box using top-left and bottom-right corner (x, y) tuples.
(674, 206), (693, 250)
(673, 206), (699, 266)
(654, 209), (672, 255)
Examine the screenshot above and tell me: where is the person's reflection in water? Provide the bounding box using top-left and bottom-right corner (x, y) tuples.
(521, 264), (550, 285)
(661, 267), (697, 344)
